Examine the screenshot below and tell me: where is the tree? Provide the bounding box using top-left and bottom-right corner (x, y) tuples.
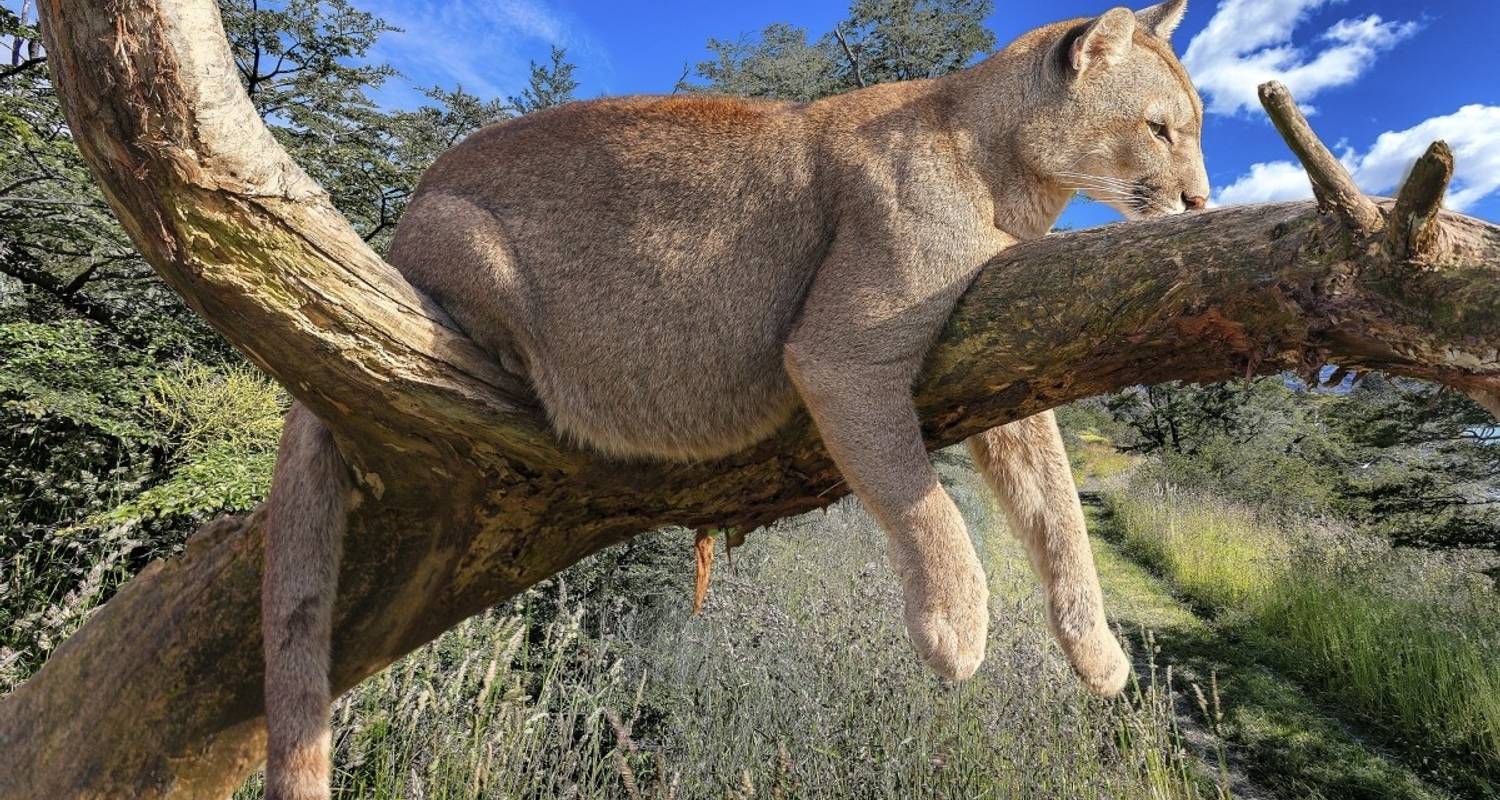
(0, 0), (502, 325)
(1325, 376), (1500, 550)
(839, 0), (995, 84)
(696, 23), (844, 101)
(690, 0), (994, 100)
(1105, 362), (1500, 545)
(0, 0), (508, 691)
(507, 45), (579, 115)
(3, 3), (1500, 798)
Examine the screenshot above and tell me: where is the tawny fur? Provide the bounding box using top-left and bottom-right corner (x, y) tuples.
(261, 2), (1208, 795)
(263, 405), (349, 800)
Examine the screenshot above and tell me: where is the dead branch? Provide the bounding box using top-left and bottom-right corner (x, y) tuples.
(1258, 81), (1384, 236)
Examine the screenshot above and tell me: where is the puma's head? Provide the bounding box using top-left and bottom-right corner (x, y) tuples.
(1017, 0), (1211, 218)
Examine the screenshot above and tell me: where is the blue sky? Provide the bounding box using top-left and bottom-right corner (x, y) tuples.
(355, 0), (1500, 228)
(9, 0), (1490, 226)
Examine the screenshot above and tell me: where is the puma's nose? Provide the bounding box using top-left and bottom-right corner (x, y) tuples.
(1183, 194), (1208, 211)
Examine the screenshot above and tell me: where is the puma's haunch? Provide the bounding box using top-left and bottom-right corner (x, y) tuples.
(261, 3), (1210, 797)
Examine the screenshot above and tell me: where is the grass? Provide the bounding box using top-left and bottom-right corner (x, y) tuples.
(1088, 513), (1451, 800)
(1105, 481), (1500, 782)
(19, 426), (1497, 799)
(224, 461), (1225, 799)
(236, 606), (630, 799)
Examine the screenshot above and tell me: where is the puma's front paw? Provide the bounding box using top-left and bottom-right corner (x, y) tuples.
(1064, 621), (1130, 697)
(901, 560), (989, 681)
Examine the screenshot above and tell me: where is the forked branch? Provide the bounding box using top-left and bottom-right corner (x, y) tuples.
(1257, 81), (1497, 411)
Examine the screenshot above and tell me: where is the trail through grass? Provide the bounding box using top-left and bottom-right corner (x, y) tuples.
(1098, 483), (1500, 798)
(1087, 505), (1455, 800)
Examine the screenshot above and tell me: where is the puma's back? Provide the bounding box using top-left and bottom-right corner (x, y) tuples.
(390, 96), (836, 459)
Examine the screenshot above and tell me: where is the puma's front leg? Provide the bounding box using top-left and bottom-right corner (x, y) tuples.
(969, 412), (1128, 695)
(781, 171), (1013, 679)
(784, 350), (989, 680)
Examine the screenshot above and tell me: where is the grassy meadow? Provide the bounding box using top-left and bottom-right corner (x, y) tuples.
(231, 463), (1224, 799)
(1105, 482), (1500, 783)
(11, 431), (1500, 799)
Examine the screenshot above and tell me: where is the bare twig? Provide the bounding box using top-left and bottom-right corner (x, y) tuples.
(1388, 140), (1454, 260)
(1258, 81), (1383, 237)
(834, 25), (866, 89)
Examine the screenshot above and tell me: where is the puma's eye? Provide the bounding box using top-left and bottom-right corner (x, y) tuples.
(1148, 121), (1173, 145)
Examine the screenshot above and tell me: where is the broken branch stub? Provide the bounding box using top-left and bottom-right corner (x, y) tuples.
(1389, 140), (1455, 261)
(1258, 83), (1500, 416)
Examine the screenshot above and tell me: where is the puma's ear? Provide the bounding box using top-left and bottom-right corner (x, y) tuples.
(1137, 0), (1188, 42)
(1068, 8), (1137, 77)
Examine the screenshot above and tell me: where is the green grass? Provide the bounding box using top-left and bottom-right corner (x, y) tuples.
(1105, 482), (1500, 781)
(22, 431), (1497, 799)
(1069, 434), (1138, 485)
(1088, 512), (1450, 800)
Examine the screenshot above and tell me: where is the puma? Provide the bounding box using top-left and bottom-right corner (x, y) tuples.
(261, 2), (1211, 797)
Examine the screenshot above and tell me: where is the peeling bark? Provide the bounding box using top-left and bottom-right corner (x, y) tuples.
(3, 4), (1500, 799)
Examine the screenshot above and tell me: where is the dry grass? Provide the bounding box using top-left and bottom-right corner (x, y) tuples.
(229, 461), (1224, 799)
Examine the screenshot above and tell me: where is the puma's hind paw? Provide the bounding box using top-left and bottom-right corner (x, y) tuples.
(902, 561), (989, 681)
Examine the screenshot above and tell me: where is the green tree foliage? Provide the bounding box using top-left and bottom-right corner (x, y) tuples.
(0, 5), (201, 355)
(1103, 376), (1500, 554)
(695, 23), (844, 101)
(1325, 376), (1500, 551)
(507, 45), (579, 114)
(840, 0), (995, 84)
(690, 0), (995, 101)
(0, 0), (535, 683)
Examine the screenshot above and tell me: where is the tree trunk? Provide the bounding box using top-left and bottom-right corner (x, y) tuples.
(4, 1), (1499, 797)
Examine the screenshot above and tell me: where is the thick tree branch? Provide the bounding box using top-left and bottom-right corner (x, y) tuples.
(3, 3), (1500, 799)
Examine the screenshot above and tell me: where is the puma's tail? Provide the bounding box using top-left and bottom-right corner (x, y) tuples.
(263, 404), (349, 800)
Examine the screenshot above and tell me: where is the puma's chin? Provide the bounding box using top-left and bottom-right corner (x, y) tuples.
(1109, 198), (1185, 220)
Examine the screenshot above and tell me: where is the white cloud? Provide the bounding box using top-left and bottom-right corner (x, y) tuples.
(1215, 105), (1500, 212)
(360, 0), (587, 107)
(1215, 161), (1317, 206)
(1183, 0), (1420, 116)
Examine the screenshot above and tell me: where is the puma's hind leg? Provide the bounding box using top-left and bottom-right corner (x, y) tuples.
(968, 412), (1128, 695)
(784, 351), (989, 680)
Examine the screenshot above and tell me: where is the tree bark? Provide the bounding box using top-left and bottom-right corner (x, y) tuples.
(3, 1), (1500, 797)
